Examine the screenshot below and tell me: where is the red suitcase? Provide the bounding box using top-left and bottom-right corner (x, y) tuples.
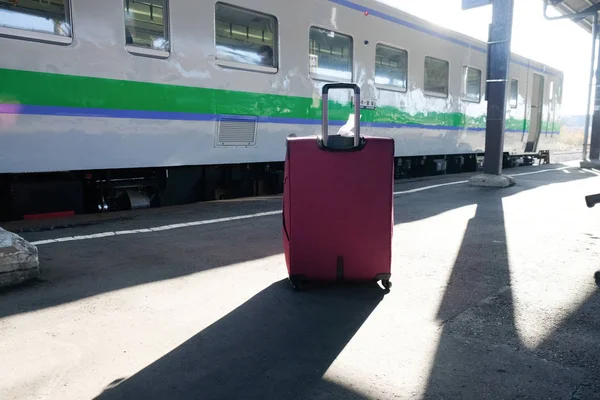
(282, 83), (394, 290)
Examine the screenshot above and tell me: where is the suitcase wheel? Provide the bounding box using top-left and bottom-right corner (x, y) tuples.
(375, 274), (392, 291)
(595, 271), (600, 287)
(289, 275), (306, 291)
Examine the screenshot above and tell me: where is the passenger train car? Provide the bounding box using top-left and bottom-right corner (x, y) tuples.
(0, 0), (563, 219)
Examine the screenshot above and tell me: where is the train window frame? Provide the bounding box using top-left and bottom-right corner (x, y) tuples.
(423, 55), (449, 98)
(0, 0), (73, 45)
(460, 65), (482, 103)
(509, 78), (518, 108)
(124, 0), (171, 59)
(374, 42), (408, 93)
(308, 25), (354, 83)
(214, 2), (279, 74)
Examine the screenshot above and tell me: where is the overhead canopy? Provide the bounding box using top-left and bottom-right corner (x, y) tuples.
(548, 0), (600, 33)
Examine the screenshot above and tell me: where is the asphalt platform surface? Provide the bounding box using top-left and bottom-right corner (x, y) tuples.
(1, 159), (599, 400)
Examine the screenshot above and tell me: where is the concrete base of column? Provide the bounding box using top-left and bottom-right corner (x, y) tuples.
(468, 174), (515, 188)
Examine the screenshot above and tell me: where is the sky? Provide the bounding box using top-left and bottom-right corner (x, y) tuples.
(377, 0), (594, 116)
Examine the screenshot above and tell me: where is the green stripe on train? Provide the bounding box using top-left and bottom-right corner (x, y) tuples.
(0, 67), (558, 132)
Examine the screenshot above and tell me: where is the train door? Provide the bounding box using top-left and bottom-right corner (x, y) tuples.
(525, 73), (544, 152)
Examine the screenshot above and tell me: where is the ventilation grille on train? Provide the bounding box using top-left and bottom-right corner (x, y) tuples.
(216, 116), (258, 147)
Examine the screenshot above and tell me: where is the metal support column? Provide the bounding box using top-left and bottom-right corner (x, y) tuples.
(590, 24), (600, 161)
(583, 14), (598, 161)
(483, 0), (514, 175)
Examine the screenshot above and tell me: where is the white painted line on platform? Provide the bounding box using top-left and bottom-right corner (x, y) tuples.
(586, 168), (600, 176)
(393, 180), (468, 195)
(392, 166), (573, 195)
(30, 165), (580, 246)
(30, 211), (283, 246)
(509, 166), (571, 176)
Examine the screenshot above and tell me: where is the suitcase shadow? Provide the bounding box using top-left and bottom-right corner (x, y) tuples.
(95, 279), (385, 400)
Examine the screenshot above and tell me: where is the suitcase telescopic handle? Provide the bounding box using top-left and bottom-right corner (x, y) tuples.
(321, 83), (361, 147)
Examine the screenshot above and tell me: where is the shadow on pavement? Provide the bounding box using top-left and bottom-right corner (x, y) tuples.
(2, 163), (597, 398)
(423, 195), (524, 398)
(0, 165), (595, 333)
(422, 169), (600, 398)
(94, 279), (386, 400)
(394, 166), (595, 226)
(0, 215), (283, 319)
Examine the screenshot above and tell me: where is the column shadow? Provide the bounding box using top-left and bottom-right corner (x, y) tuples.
(423, 195), (522, 398)
(94, 280), (387, 400)
(423, 178), (600, 398)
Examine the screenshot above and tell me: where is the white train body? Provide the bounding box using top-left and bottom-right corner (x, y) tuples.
(0, 0), (563, 175)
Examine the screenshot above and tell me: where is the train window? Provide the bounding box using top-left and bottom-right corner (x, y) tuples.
(461, 66), (481, 103)
(215, 2), (278, 73)
(509, 79), (518, 108)
(124, 0), (170, 58)
(0, 0), (72, 44)
(309, 27), (353, 81)
(375, 44), (407, 92)
(424, 56), (449, 97)
(549, 81), (554, 101)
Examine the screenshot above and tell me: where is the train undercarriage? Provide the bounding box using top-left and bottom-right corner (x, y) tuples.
(0, 150), (550, 222)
